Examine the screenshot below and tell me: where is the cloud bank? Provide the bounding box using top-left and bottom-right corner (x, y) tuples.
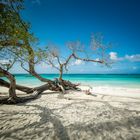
(109, 52), (140, 62)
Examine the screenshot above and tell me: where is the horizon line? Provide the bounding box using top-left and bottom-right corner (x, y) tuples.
(12, 73), (140, 75)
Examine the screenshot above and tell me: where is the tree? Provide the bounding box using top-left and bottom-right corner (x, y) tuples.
(0, 0), (26, 100)
(0, 0), (57, 103)
(44, 46), (73, 81)
(32, 35), (111, 95)
(43, 34), (110, 81)
(0, 0), (111, 104)
(0, 0), (44, 102)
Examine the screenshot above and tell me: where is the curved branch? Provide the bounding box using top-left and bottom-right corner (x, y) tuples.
(63, 53), (74, 66)
(0, 40), (52, 83)
(73, 53), (104, 64)
(55, 55), (61, 65)
(0, 78), (33, 93)
(45, 60), (60, 71)
(25, 44), (52, 83)
(0, 66), (16, 99)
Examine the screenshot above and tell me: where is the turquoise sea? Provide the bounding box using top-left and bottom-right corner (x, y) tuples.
(5, 74), (140, 89)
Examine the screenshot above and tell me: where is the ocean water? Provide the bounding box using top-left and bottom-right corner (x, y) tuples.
(3, 74), (140, 89)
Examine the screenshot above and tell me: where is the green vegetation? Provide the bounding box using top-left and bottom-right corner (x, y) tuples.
(0, 0), (110, 104)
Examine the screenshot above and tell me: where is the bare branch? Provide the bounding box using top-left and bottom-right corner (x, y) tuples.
(63, 53), (74, 66)
(73, 53), (104, 64)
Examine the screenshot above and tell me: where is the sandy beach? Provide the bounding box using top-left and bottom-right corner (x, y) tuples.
(1, 0), (140, 139)
(0, 86), (140, 140)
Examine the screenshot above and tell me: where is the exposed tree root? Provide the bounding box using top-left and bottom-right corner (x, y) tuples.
(0, 90), (41, 104)
(0, 78), (81, 93)
(0, 78), (82, 104)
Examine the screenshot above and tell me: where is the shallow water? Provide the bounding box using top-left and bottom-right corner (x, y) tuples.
(2, 74), (140, 89)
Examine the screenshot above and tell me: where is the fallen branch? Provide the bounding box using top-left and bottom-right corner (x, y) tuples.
(0, 77), (82, 104)
(0, 78), (33, 93)
(0, 90), (41, 104)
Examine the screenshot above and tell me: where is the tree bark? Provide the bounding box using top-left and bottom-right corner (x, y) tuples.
(0, 78), (59, 93)
(25, 44), (53, 83)
(0, 67), (17, 100)
(0, 90), (41, 104)
(0, 78), (33, 93)
(59, 65), (63, 81)
(0, 77), (80, 104)
(0, 40), (52, 83)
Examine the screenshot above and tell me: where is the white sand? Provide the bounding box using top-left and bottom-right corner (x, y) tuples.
(0, 86), (140, 140)
(80, 85), (140, 98)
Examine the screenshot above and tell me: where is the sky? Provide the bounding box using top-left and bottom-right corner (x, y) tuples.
(11, 0), (140, 74)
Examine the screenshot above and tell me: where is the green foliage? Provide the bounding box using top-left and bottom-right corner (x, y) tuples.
(0, 72), (4, 77)
(0, 0), (37, 45)
(0, 0), (40, 70)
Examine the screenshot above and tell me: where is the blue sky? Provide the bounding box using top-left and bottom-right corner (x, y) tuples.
(11, 0), (140, 74)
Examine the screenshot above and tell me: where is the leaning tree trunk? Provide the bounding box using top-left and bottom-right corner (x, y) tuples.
(0, 67), (17, 100)
(0, 76), (81, 104)
(26, 44), (52, 83)
(0, 78), (33, 93)
(59, 65), (63, 81)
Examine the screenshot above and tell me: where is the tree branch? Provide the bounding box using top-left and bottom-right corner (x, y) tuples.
(73, 53), (104, 64)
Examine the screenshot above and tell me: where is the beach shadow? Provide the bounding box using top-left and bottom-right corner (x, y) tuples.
(1, 93), (140, 140)
(0, 104), (70, 140)
(66, 116), (140, 140)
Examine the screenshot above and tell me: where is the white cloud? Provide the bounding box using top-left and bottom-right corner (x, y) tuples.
(95, 58), (99, 61)
(70, 60), (84, 66)
(74, 60), (84, 65)
(109, 52), (118, 60)
(109, 52), (140, 62)
(125, 54), (140, 62)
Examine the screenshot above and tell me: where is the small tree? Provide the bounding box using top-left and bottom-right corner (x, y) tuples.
(44, 46), (74, 81)
(44, 34), (111, 82)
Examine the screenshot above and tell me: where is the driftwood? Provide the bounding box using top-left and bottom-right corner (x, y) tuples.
(0, 90), (41, 104)
(0, 78), (81, 104)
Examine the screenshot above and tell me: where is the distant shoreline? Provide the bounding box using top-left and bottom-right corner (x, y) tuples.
(1, 74), (140, 89)
(11, 73), (140, 75)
